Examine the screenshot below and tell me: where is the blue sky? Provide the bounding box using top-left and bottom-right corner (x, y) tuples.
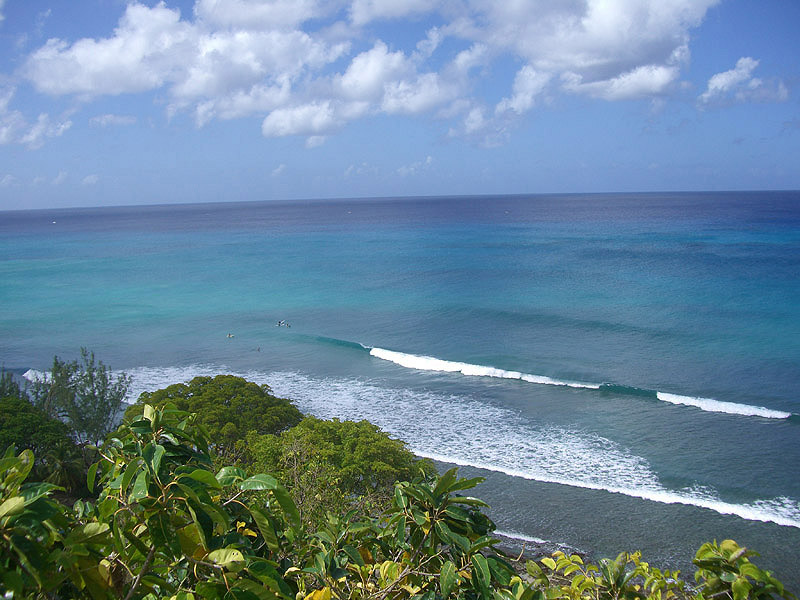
(0, 0), (798, 209)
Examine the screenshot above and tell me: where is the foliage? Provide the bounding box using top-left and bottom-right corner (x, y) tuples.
(0, 396), (86, 494)
(0, 402), (794, 600)
(125, 375), (302, 463)
(27, 348), (131, 445)
(536, 549), (687, 600)
(0, 367), (23, 400)
(693, 540), (791, 600)
(247, 416), (435, 526)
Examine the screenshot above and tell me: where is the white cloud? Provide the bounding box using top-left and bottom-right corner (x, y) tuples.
(90, 114), (137, 127)
(699, 57), (788, 105)
(194, 0), (327, 29)
(0, 0), (5, 23)
(1, 174), (17, 187)
(563, 64), (679, 100)
(15, 0), (728, 145)
(17, 113), (72, 149)
(496, 65), (550, 114)
(271, 163), (286, 176)
(382, 72), (455, 114)
(338, 42), (409, 100)
(24, 3), (194, 96)
(82, 174), (100, 185)
(52, 171), (68, 185)
(349, 0), (434, 26)
(261, 101), (338, 137)
(305, 135), (327, 148)
(397, 155), (432, 176)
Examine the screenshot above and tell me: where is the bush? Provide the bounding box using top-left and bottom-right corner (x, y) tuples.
(125, 374), (303, 464)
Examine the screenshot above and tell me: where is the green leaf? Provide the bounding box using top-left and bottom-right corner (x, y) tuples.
(217, 466), (246, 486)
(249, 505), (280, 552)
(343, 544), (365, 567)
(239, 473), (279, 491)
(246, 559), (294, 599)
(121, 457), (143, 493)
(231, 579), (280, 600)
(0, 496), (24, 519)
(87, 462), (99, 493)
(433, 467), (459, 498)
(472, 554), (491, 591)
(184, 468), (223, 489)
(209, 548), (246, 572)
(270, 484), (300, 528)
(541, 557), (557, 571)
(449, 496), (489, 508)
(441, 560), (458, 598)
(148, 512), (181, 558)
(129, 470), (149, 502)
(732, 576), (752, 600)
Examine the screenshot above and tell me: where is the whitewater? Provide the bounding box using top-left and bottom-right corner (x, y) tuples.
(367, 347), (793, 420)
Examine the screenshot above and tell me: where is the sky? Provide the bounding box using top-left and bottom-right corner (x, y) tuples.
(0, 0), (798, 210)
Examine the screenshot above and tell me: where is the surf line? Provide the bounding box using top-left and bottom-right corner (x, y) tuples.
(367, 347), (791, 420)
(416, 450), (800, 529)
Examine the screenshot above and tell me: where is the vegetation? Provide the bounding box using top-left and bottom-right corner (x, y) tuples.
(0, 404), (793, 600)
(0, 396), (85, 493)
(247, 416), (436, 525)
(27, 348), (131, 446)
(0, 356), (794, 600)
(124, 375), (303, 464)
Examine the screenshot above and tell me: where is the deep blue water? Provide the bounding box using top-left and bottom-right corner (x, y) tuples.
(2, 192), (799, 586)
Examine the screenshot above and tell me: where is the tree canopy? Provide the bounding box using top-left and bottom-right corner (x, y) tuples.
(27, 348), (131, 446)
(247, 416), (435, 524)
(125, 374), (303, 463)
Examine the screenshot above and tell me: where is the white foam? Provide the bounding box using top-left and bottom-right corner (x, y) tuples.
(22, 369), (49, 383)
(494, 530), (548, 545)
(119, 365), (800, 529)
(369, 347), (790, 419)
(370, 347), (598, 389)
(656, 392), (791, 419)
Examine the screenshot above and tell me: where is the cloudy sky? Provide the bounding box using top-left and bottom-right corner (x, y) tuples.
(0, 0), (797, 209)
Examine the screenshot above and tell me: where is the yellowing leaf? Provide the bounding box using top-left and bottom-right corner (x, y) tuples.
(305, 587), (332, 600)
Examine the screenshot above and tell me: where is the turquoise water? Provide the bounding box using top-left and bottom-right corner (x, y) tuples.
(2, 192), (799, 586)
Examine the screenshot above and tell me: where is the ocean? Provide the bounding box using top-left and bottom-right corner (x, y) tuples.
(1, 192), (799, 587)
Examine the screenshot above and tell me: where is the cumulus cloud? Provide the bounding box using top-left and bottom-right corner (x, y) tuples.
(82, 174), (100, 185)
(563, 64), (679, 100)
(194, 0), (327, 30)
(397, 155), (432, 176)
(349, 0), (434, 26)
(24, 3), (193, 96)
(262, 101), (338, 136)
(0, 88), (72, 148)
(496, 66), (551, 114)
(699, 57), (788, 105)
(338, 42), (409, 100)
(271, 163), (286, 176)
(15, 0), (729, 145)
(90, 114), (137, 127)
(0, 0), (5, 23)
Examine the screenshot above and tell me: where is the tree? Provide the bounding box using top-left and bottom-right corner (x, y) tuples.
(28, 348), (131, 446)
(0, 396), (86, 494)
(125, 374), (303, 463)
(247, 417), (435, 526)
(0, 367), (22, 400)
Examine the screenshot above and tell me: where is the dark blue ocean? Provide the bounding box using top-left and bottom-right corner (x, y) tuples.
(2, 192), (799, 586)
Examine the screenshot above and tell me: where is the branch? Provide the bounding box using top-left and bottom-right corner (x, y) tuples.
(124, 544), (156, 600)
